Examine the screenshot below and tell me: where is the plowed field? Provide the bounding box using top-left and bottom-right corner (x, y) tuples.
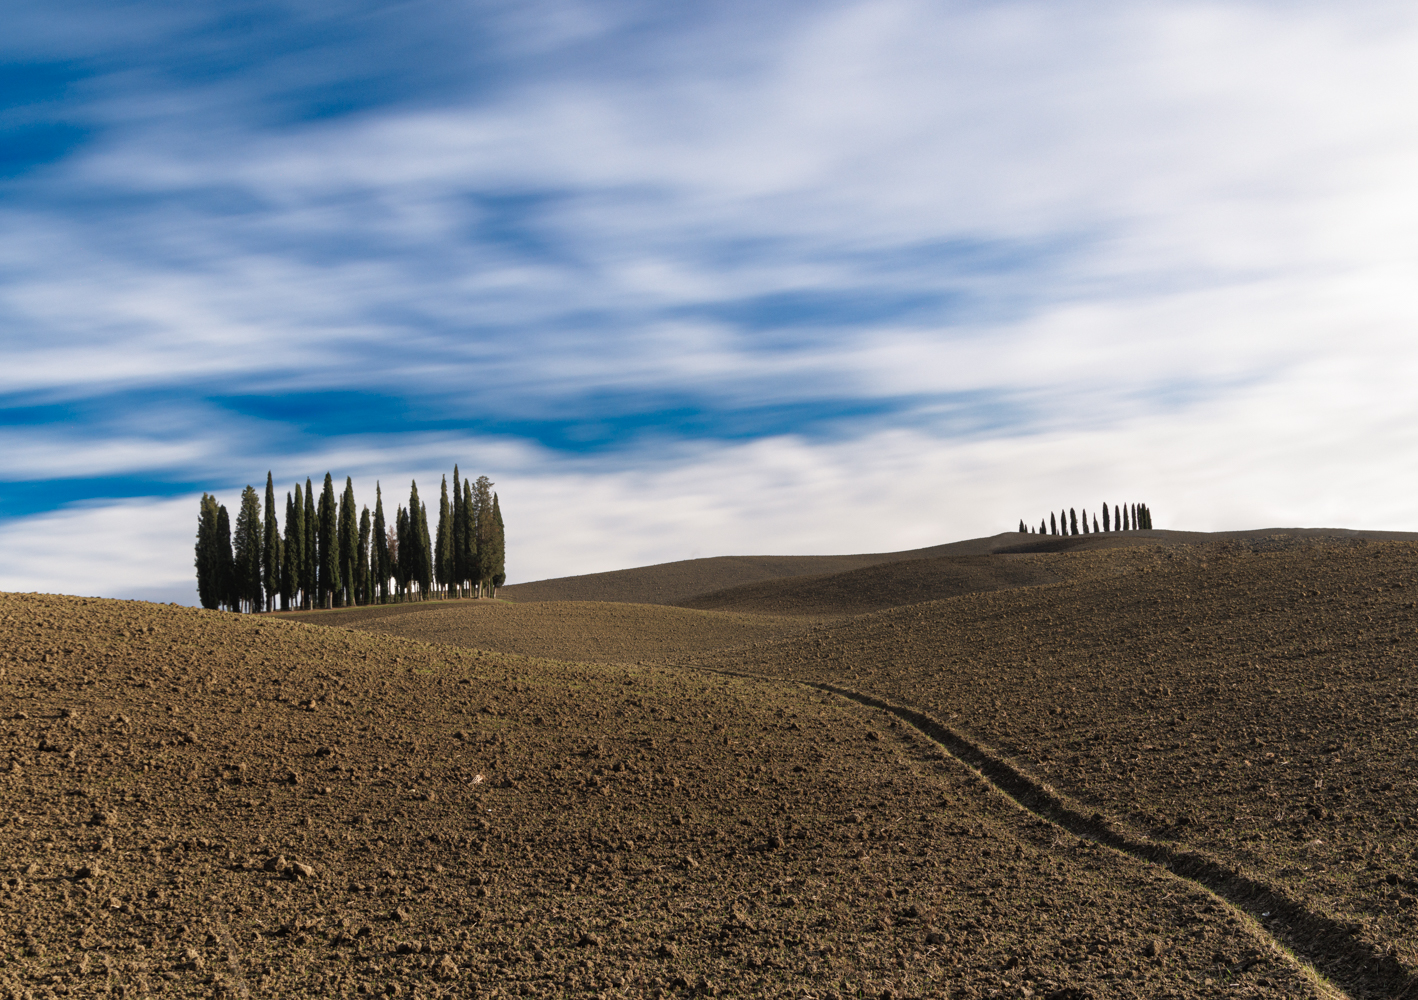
(6, 528), (1418, 998)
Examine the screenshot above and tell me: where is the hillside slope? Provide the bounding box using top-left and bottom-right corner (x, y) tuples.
(502, 527), (1418, 607)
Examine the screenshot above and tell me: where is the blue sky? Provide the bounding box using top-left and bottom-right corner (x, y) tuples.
(4, 1), (1418, 603)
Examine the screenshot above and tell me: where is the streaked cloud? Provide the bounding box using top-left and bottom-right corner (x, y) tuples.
(3, 1), (1418, 601)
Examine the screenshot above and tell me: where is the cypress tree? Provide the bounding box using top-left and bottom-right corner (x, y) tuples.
(216, 502), (236, 611)
(1049, 512), (1057, 536)
(261, 473), (280, 613)
(460, 479), (476, 598)
(339, 477), (357, 607)
(1093, 513), (1099, 532)
(405, 481), (424, 600)
(357, 506), (371, 605)
(318, 473), (339, 608)
(302, 480), (317, 609)
(195, 494), (221, 609)
(418, 500), (433, 600)
(1069, 508), (1078, 535)
(372, 483), (389, 604)
(1131, 503), (1138, 530)
(451, 467), (464, 598)
(1114, 504), (1122, 531)
(290, 483), (307, 609)
(395, 505), (411, 600)
(281, 490), (297, 610)
(1039, 518), (1045, 535)
(1080, 508), (1089, 534)
(490, 493), (505, 596)
(234, 485), (263, 613)
(473, 475), (494, 596)
(1102, 503), (1110, 532)
(435, 475), (452, 599)
(1018, 519), (1026, 533)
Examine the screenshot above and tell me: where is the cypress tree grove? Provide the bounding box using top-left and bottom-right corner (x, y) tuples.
(357, 506), (371, 605)
(372, 483), (389, 604)
(339, 477), (358, 607)
(318, 473), (339, 609)
(490, 493), (506, 596)
(262, 472), (281, 613)
(216, 503), (236, 611)
(435, 476), (452, 599)
(195, 494), (221, 609)
(302, 480), (317, 610)
(233, 485), (263, 613)
(281, 490), (298, 610)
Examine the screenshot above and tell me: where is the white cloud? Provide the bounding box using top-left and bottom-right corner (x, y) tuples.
(5, 0), (1418, 594)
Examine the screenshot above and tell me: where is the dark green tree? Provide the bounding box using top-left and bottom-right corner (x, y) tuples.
(261, 473), (281, 612)
(372, 483), (389, 604)
(473, 475), (494, 596)
(459, 478), (476, 599)
(338, 477), (358, 607)
(1018, 519), (1026, 533)
(489, 493), (505, 595)
(1093, 513), (1099, 532)
(357, 505), (372, 605)
(318, 473), (339, 608)
(1049, 512), (1057, 535)
(1102, 503), (1110, 532)
(395, 505), (411, 600)
(1039, 518), (1045, 534)
(216, 503), (236, 611)
(302, 479), (317, 609)
(417, 499), (433, 600)
(195, 494), (222, 609)
(233, 485), (263, 613)
(451, 466), (464, 598)
(405, 481), (428, 600)
(1115, 504), (1122, 531)
(435, 475), (452, 599)
(281, 490), (297, 610)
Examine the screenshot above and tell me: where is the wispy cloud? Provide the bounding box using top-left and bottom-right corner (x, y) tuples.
(4, 0), (1418, 598)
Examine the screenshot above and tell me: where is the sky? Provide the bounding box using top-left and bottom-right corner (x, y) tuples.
(4, 0), (1418, 605)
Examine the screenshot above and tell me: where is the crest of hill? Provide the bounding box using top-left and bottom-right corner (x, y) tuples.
(501, 526), (1418, 611)
(498, 532), (1029, 606)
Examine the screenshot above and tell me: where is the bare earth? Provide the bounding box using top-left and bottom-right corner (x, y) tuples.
(4, 527), (1418, 998)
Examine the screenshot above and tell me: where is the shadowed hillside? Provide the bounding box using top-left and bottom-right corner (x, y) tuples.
(501, 526), (1418, 610)
(676, 553), (1062, 616)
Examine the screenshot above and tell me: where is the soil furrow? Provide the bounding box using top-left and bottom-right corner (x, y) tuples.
(765, 674), (1408, 1000)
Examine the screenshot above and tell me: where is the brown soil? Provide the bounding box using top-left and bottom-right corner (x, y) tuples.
(685, 538), (1418, 998)
(279, 601), (825, 664)
(676, 555), (1063, 617)
(9, 526), (1418, 999)
(497, 533), (1045, 606)
(1, 590), (1318, 999)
